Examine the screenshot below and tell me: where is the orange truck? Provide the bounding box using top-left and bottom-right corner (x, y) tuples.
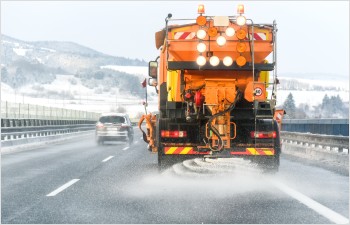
(139, 4), (284, 172)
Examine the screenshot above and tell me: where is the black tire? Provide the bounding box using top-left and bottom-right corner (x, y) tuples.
(267, 155), (280, 173)
(96, 137), (103, 145)
(158, 147), (163, 170)
(156, 117), (173, 171)
(255, 155), (280, 174)
(259, 120), (281, 173)
(128, 134), (134, 145)
(156, 117), (162, 169)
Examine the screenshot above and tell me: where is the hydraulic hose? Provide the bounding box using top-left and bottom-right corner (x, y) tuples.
(208, 90), (242, 152)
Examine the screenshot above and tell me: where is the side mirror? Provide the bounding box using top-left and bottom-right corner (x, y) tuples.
(149, 61), (158, 78)
(148, 78), (158, 87)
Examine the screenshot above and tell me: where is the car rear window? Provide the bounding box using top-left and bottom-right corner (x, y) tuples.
(99, 116), (125, 124)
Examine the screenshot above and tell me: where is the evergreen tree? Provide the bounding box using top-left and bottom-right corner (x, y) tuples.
(321, 94), (330, 110)
(320, 94), (346, 118)
(321, 94), (331, 117)
(1, 67), (9, 83)
(283, 92), (296, 119)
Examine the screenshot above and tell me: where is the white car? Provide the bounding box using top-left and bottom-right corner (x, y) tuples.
(95, 113), (134, 145)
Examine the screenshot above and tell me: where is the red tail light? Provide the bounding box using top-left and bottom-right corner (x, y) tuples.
(161, 130), (187, 138)
(250, 131), (276, 139)
(96, 123), (104, 128)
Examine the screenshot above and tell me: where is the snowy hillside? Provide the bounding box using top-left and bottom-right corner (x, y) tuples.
(1, 34), (147, 89)
(100, 65), (148, 80)
(1, 66), (158, 118)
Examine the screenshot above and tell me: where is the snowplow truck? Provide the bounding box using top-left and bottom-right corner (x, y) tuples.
(139, 4), (284, 172)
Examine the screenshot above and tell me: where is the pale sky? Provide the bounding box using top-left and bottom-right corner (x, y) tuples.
(1, 1), (349, 77)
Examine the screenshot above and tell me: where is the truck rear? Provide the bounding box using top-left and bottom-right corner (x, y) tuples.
(139, 4), (284, 172)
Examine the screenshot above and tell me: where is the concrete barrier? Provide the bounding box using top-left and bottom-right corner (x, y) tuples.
(281, 131), (349, 175)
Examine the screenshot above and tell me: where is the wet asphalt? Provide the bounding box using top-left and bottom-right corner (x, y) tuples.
(1, 129), (349, 224)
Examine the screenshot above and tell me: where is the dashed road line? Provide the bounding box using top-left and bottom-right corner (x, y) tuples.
(46, 179), (80, 197)
(272, 180), (349, 224)
(102, 156), (114, 162)
(140, 137), (143, 140)
(122, 146), (129, 151)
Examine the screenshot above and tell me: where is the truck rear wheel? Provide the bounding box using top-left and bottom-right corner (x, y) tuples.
(156, 117), (163, 169)
(255, 155), (280, 173)
(157, 117), (171, 170)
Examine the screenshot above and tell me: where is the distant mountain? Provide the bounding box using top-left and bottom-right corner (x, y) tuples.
(1, 34), (147, 97)
(1, 34), (146, 71)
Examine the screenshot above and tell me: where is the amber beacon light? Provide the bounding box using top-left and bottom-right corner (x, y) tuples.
(198, 4), (205, 14)
(237, 4), (244, 14)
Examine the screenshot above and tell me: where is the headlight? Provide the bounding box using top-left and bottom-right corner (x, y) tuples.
(223, 56), (233, 66)
(196, 29), (207, 39)
(225, 27), (235, 37)
(216, 36), (226, 46)
(196, 43), (206, 53)
(196, 55), (206, 66)
(236, 15), (246, 26)
(209, 56), (220, 66)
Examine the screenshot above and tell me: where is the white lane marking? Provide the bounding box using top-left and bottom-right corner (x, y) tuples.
(122, 147), (129, 151)
(272, 181), (349, 224)
(135, 141), (139, 144)
(46, 179), (80, 197)
(102, 156), (114, 162)
(140, 137), (143, 140)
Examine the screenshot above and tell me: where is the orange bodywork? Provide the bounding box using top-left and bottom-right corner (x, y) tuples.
(141, 14), (281, 155)
(166, 23), (273, 63)
(157, 21), (274, 106)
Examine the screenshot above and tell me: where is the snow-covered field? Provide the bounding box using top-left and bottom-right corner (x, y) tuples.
(1, 65), (348, 119)
(276, 76), (349, 107)
(276, 90), (349, 107)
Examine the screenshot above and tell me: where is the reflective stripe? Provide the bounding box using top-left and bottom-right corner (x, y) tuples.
(164, 147), (209, 155)
(264, 150), (274, 155)
(174, 32), (196, 40)
(231, 148), (275, 155)
(166, 147), (178, 154)
(247, 148), (258, 155)
(179, 147), (193, 154)
(245, 32), (267, 41)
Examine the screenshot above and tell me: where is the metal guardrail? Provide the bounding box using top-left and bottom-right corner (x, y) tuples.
(280, 131), (349, 153)
(280, 131), (349, 175)
(1, 125), (95, 141)
(282, 119), (349, 136)
(1, 118), (96, 142)
(1, 101), (100, 120)
(1, 101), (100, 145)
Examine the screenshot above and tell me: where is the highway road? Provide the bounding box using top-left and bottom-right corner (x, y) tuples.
(1, 129), (349, 224)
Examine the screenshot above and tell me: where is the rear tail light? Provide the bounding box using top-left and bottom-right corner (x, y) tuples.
(250, 131), (276, 139)
(161, 130), (187, 138)
(96, 123), (104, 128)
(120, 124), (129, 131)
